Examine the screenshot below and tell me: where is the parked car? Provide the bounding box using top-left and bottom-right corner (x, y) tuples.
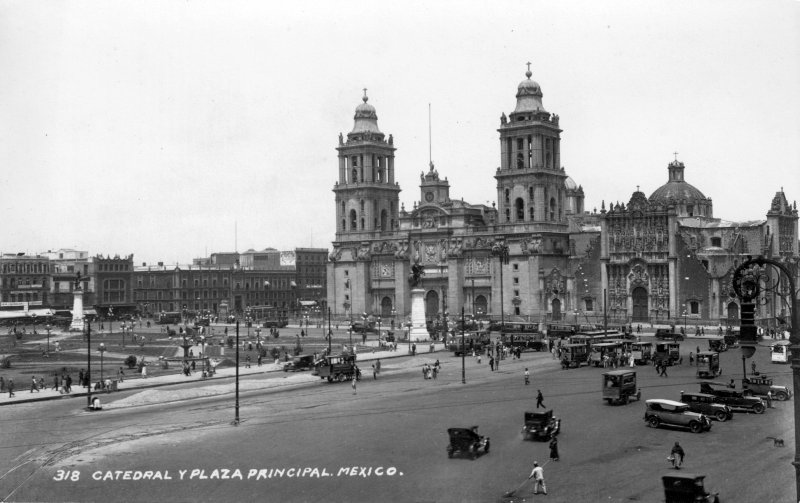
(283, 354), (316, 372)
(662, 473), (720, 503)
(447, 427), (490, 459)
(698, 382), (766, 413)
(679, 392), (733, 422)
(644, 399), (712, 433)
(521, 410), (561, 440)
(741, 375), (792, 401)
(655, 328), (684, 341)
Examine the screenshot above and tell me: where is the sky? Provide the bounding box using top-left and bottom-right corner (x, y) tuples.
(1, 0), (798, 266)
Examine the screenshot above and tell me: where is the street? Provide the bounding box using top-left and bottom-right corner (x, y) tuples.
(0, 339), (794, 502)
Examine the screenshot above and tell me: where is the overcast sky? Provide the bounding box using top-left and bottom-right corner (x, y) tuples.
(1, 0), (798, 265)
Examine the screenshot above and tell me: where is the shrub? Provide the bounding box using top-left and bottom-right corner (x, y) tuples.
(125, 355), (138, 369)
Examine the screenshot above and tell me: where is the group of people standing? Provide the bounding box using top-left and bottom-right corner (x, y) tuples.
(421, 361), (439, 380)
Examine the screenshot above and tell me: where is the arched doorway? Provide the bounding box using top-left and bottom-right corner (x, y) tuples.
(380, 296), (392, 318)
(425, 290), (439, 319)
(632, 287), (648, 322)
(726, 302), (739, 325)
(551, 298), (562, 321)
(474, 295), (487, 316)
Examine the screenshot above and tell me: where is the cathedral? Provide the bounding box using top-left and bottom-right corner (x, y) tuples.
(326, 67), (798, 331)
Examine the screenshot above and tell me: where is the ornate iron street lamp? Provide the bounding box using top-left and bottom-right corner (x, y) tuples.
(733, 255), (799, 499)
(491, 242), (510, 337)
(98, 342), (106, 388)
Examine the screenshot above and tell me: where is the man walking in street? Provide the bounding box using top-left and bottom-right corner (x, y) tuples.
(8, 378), (14, 397)
(536, 389), (545, 408)
(351, 374), (357, 395)
(528, 461), (547, 495)
(30, 376), (39, 393)
(659, 362), (668, 377)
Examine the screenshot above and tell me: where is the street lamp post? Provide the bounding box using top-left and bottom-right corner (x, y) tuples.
(733, 256), (800, 499)
(233, 321), (240, 426)
(460, 306), (466, 384)
(85, 320), (93, 409)
(98, 342), (106, 389)
(45, 324), (51, 357)
(682, 308), (688, 334)
(491, 242), (510, 339)
(377, 316), (382, 344)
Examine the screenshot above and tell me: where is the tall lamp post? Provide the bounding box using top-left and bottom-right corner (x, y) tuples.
(682, 307), (688, 334)
(733, 256), (799, 499)
(491, 242), (510, 339)
(98, 342), (106, 388)
(45, 323), (51, 357)
(85, 320), (93, 409)
(377, 316), (382, 343)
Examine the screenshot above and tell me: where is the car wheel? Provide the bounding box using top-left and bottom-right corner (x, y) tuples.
(689, 421), (702, 433)
(776, 392), (789, 401)
(337, 374), (345, 382)
(648, 416), (660, 428)
(753, 403), (765, 414)
(715, 411), (728, 422)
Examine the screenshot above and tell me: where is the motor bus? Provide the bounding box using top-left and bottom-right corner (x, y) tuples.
(588, 342), (622, 367)
(545, 323), (577, 340)
(500, 322), (546, 352)
(695, 351), (721, 378)
(771, 340), (790, 364)
(157, 312), (182, 325)
(560, 343), (589, 369)
(448, 331), (492, 356)
(630, 341), (653, 365)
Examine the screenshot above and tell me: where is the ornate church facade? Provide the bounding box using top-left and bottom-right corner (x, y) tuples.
(327, 68), (799, 329)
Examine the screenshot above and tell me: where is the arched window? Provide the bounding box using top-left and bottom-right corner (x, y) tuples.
(516, 153), (524, 169)
(529, 207), (534, 220)
(360, 217), (365, 229)
(515, 198), (525, 220)
(380, 209), (388, 231)
(549, 198), (556, 221)
(360, 200), (365, 213)
(504, 189), (510, 204)
(350, 210), (357, 230)
(529, 187), (534, 199)
(505, 208), (511, 222)
(352, 168), (358, 183)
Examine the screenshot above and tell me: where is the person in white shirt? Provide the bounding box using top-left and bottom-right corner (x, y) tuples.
(528, 461), (547, 495)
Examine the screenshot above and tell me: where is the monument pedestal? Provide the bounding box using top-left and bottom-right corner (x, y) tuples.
(69, 289), (85, 332)
(408, 288), (429, 341)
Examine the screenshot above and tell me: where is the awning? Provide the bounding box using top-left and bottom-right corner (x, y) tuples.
(299, 301), (317, 307)
(0, 308), (55, 319)
(83, 309), (98, 316)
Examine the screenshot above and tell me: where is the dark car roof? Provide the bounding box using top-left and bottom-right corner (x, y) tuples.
(525, 410), (553, 420)
(448, 428), (481, 440)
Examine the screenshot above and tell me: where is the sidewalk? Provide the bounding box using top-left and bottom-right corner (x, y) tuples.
(0, 341), (447, 406)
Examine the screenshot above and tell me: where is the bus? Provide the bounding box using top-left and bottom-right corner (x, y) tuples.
(157, 312), (182, 325)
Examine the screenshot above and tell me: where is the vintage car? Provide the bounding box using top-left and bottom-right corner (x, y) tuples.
(283, 354), (316, 372)
(741, 375), (792, 401)
(679, 391), (733, 422)
(698, 382), (766, 413)
(695, 352), (721, 379)
(644, 399), (712, 433)
(655, 328), (685, 342)
(560, 343), (589, 369)
(521, 410), (561, 440)
(662, 473), (720, 503)
(707, 338), (727, 352)
(447, 427), (490, 459)
(603, 370), (642, 405)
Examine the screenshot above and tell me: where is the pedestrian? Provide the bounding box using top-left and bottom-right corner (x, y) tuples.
(141, 363), (148, 378)
(489, 356), (495, 371)
(536, 390), (545, 408)
(257, 354), (263, 366)
(30, 376), (39, 393)
(659, 362), (668, 377)
(670, 442), (685, 469)
(549, 436), (559, 461)
(496, 353), (500, 370)
(8, 378), (15, 397)
(372, 364), (377, 380)
(430, 342), (434, 353)
(432, 366), (438, 379)
(65, 375), (72, 393)
(422, 365), (427, 380)
(245, 355), (251, 368)
(104, 377), (112, 393)
(376, 358), (381, 375)
(52, 374), (59, 392)
(524, 368), (530, 385)
(351, 374), (357, 395)
(0, 376), (4, 392)
(411, 343), (416, 356)
(528, 461), (547, 495)
(117, 367), (124, 383)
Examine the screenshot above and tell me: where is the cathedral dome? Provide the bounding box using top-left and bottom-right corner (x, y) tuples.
(350, 91), (382, 135)
(648, 160), (707, 205)
(564, 176), (578, 190)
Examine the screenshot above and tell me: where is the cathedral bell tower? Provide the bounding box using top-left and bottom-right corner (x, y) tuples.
(495, 64), (568, 229)
(333, 90), (401, 240)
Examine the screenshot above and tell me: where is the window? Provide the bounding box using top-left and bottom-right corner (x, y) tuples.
(514, 290), (520, 297)
(585, 299), (594, 311)
(515, 198), (525, 220)
(690, 301), (699, 315)
(513, 277), (519, 285)
(711, 237), (721, 247)
(512, 263), (519, 271)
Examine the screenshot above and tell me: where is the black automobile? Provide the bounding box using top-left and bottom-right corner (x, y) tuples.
(698, 382), (766, 414)
(521, 410), (561, 440)
(679, 391), (733, 422)
(446, 427), (490, 460)
(283, 354), (316, 372)
(655, 328), (684, 342)
(662, 473), (720, 503)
